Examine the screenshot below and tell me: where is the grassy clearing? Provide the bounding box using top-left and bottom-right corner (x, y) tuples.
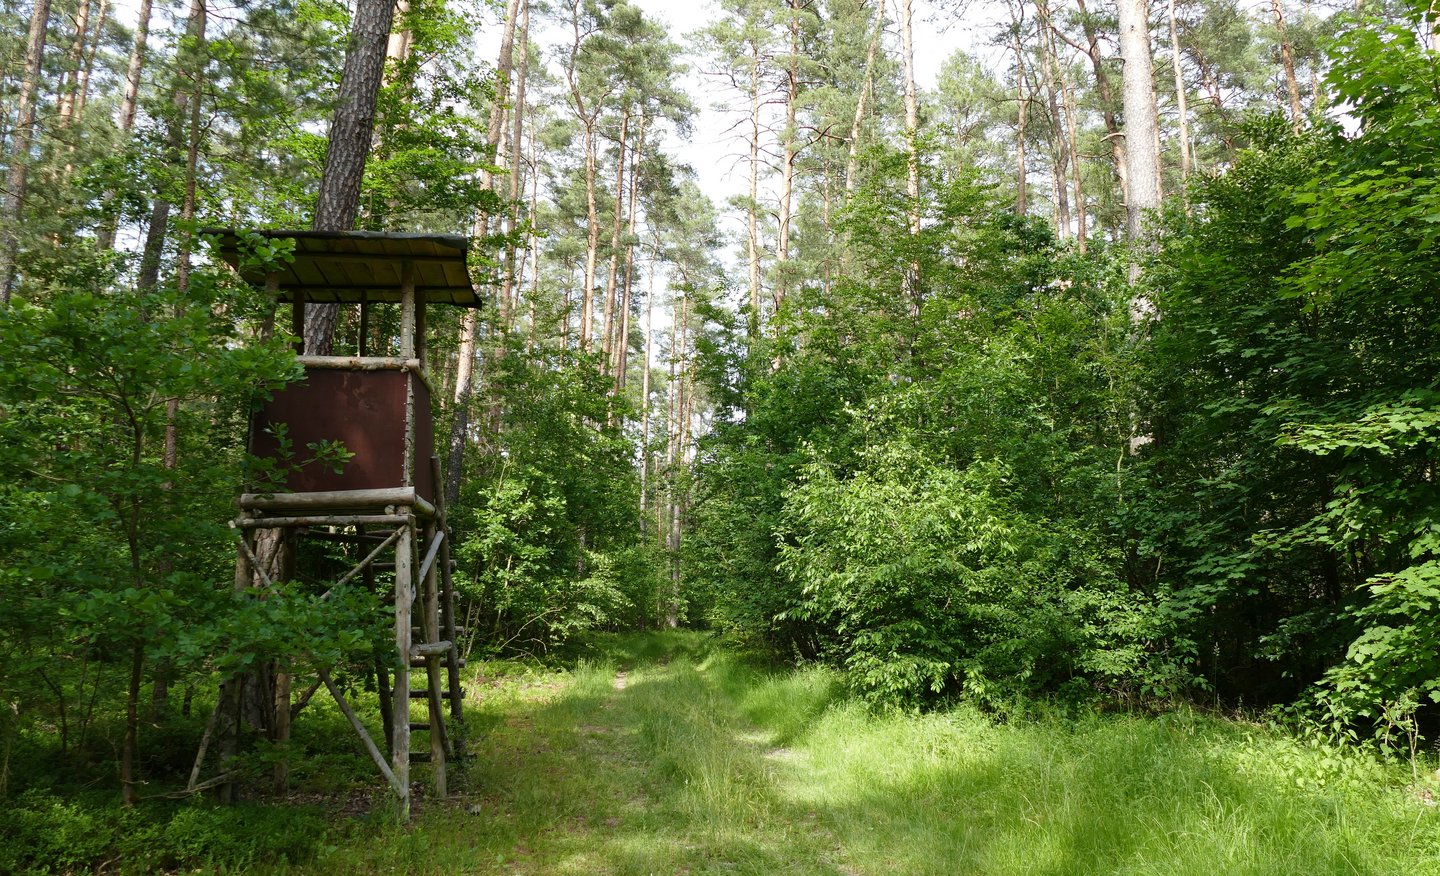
(257, 631), (1440, 876)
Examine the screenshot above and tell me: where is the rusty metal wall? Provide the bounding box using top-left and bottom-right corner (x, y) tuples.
(249, 368), (435, 500)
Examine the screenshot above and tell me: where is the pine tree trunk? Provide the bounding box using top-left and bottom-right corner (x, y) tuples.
(746, 40), (762, 339)
(1012, 21), (1029, 217)
(615, 111), (645, 395)
(444, 0), (519, 507)
(57, 0), (94, 129)
(1270, 0), (1304, 131)
(601, 109), (630, 372)
(1167, 0), (1192, 185)
(500, 0), (530, 331)
(304, 0), (399, 354)
(774, 4), (801, 314)
(1115, 0), (1162, 243)
(1068, 0), (1129, 209)
(0, 0), (54, 302)
(844, 0), (886, 195)
(97, 0), (149, 250)
(1036, 0), (1071, 239)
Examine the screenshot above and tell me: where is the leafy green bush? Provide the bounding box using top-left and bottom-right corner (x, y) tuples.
(0, 790), (326, 873)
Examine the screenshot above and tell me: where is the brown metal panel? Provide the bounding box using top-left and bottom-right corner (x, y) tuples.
(412, 374), (435, 502)
(249, 368), (411, 494)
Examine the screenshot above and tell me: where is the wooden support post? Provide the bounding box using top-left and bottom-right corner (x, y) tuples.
(399, 262), (416, 359)
(290, 300), (304, 354)
(415, 296), (427, 373)
(273, 671), (291, 793)
(431, 455), (466, 758)
(358, 292), (369, 357)
(391, 515), (415, 818)
(421, 519), (448, 796)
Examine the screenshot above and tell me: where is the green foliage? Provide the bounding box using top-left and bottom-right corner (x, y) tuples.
(0, 791), (326, 873)
(454, 340), (660, 652)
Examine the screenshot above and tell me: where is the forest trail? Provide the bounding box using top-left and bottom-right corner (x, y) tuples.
(280, 632), (1437, 876)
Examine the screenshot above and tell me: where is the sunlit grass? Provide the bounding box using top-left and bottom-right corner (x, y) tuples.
(269, 631), (1440, 876)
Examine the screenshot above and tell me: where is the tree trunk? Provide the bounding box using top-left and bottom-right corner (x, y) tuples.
(304, 0), (399, 355)
(57, 0), (95, 129)
(1270, 0), (1304, 131)
(1167, 0), (1192, 186)
(444, 0), (520, 507)
(640, 244), (656, 519)
(1012, 19), (1029, 217)
(774, 3), (801, 313)
(746, 39), (762, 339)
(500, 0), (530, 331)
(844, 0), (886, 195)
(1057, 34), (1088, 251)
(1036, 0), (1071, 239)
(900, 0), (921, 237)
(97, 0), (151, 250)
(615, 111), (645, 395)
(0, 0), (54, 302)
(1067, 0), (1129, 210)
(1115, 0), (1162, 243)
(601, 109), (630, 372)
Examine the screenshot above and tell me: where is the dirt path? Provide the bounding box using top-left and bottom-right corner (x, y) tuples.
(437, 648), (854, 875)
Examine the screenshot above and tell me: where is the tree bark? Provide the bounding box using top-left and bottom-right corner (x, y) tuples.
(1012, 15), (1029, 217)
(304, 0), (399, 355)
(1167, 0), (1192, 186)
(1270, 0), (1304, 131)
(615, 111), (645, 394)
(844, 0), (886, 195)
(1065, 0), (1129, 209)
(500, 0), (530, 331)
(601, 109), (630, 372)
(97, 0), (151, 250)
(1036, 0), (1071, 239)
(445, 0), (521, 509)
(746, 39), (762, 339)
(1115, 0), (1162, 243)
(0, 0), (54, 302)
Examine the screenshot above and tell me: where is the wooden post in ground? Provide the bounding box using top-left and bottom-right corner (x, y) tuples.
(391, 515), (414, 818)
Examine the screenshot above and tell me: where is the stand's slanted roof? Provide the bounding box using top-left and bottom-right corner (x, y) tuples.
(209, 229), (480, 307)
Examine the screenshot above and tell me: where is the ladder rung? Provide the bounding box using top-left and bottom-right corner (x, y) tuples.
(409, 722), (430, 731)
(410, 640), (453, 657)
(412, 626), (467, 636)
(410, 656), (465, 668)
(409, 689), (453, 699)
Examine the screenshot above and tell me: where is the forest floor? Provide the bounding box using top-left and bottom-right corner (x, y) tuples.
(262, 631), (1440, 876)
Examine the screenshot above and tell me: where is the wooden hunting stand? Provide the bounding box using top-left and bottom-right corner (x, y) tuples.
(207, 230), (476, 817)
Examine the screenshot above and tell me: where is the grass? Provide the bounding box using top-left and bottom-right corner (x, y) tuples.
(257, 631), (1440, 876)
(8, 632), (1434, 873)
